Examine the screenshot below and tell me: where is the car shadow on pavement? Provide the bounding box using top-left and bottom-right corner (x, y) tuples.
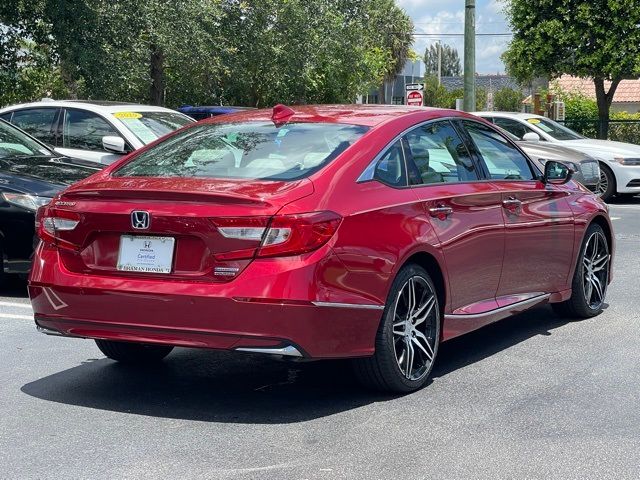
(21, 305), (574, 424)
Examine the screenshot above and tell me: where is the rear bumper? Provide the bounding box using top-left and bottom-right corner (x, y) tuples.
(29, 244), (384, 359)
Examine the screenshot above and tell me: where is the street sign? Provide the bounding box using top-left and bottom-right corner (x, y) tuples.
(405, 83), (424, 106)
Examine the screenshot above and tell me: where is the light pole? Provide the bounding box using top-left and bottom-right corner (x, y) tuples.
(463, 0), (475, 111)
(437, 40), (442, 86)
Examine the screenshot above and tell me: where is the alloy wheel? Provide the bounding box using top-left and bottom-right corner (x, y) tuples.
(391, 276), (438, 381)
(582, 231), (609, 309)
(596, 170), (608, 197)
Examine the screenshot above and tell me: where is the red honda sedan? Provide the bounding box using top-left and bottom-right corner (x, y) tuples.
(29, 105), (613, 392)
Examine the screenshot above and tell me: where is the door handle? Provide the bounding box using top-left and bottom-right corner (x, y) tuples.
(502, 196), (522, 213)
(428, 205), (453, 220)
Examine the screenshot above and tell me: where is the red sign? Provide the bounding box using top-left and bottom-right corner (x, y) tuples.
(407, 90), (423, 106)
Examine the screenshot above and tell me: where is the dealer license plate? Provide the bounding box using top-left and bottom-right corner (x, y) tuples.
(117, 235), (175, 274)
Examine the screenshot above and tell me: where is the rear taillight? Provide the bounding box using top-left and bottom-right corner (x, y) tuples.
(212, 211), (341, 260)
(36, 205), (80, 250)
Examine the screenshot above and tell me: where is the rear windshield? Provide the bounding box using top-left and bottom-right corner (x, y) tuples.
(113, 111), (194, 144)
(113, 122), (369, 180)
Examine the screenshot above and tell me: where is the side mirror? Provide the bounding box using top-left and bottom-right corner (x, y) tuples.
(522, 132), (540, 142)
(543, 160), (574, 185)
(102, 135), (127, 154)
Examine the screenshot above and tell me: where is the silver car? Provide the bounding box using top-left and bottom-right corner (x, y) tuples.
(495, 127), (600, 191)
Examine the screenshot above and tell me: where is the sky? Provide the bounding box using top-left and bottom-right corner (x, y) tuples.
(396, 0), (510, 75)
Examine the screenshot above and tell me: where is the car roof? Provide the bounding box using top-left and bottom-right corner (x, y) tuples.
(0, 99), (184, 115)
(200, 104), (477, 128)
(473, 111), (546, 120)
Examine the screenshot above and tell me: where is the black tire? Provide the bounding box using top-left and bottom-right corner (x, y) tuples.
(95, 339), (173, 364)
(552, 223), (610, 319)
(352, 264), (441, 393)
(596, 163), (616, 202)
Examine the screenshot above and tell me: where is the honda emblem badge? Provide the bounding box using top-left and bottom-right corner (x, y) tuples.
(131, 211), (150, 230)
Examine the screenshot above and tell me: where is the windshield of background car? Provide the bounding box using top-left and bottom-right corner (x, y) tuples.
(0, 120), (52, 159)
(525, 117), (583, 140)
(113, 122), (369, 181)
(113, 111), (194, 145)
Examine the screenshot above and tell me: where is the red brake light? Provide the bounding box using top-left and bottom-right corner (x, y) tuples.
(37, 205), (81, 250)
(212, 211), (341, 260)
(258, 211), (341, 258)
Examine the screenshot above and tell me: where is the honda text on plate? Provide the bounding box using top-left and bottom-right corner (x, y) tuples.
(29, 105), (613, 393)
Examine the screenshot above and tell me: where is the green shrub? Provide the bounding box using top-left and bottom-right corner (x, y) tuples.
(493, 87), (523, 111)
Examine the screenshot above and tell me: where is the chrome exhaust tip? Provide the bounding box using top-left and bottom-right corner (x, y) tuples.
(235, 345), (303, 357)
(36, 325), (66, 337)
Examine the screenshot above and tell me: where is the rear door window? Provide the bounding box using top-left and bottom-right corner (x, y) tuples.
(10, 108), (59, 146)
(404, 120), (479, 185)
(492, 118), (531, 139)
(114, 122), (368, 181)
(62, 109), (121, 151)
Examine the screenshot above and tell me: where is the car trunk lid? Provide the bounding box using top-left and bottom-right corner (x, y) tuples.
(48, 177), (314, 281)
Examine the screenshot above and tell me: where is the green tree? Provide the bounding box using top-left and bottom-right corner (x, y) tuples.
(0, 0), (414, 107)
(423, 43), (461, 77)
(502, 0), (640, 139)
(422, 75), (450, 107)
(493, 87), (523, 112)
(365, 0), (414, 103)
(0, 28), (69, 107)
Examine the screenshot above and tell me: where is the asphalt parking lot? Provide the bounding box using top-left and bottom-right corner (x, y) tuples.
(1, 198), (639, 480)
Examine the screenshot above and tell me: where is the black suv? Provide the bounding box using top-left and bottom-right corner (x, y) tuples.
(0, 119), (100, 285)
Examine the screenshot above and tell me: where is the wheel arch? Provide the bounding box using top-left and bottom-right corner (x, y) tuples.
(590, 214), (614, 282)
(590, 214), (613, 251)
(599, 161), (617, 193)
(401, 251), (448, 315)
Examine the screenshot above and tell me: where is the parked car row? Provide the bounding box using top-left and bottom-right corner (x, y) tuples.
(0, 99), (617, 393)
(475, 111), (640, 201)
(0, 118), (100, 284)
(0, 100), (194, 165)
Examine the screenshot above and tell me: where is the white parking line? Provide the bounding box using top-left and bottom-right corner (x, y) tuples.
(0, 314), (33, 320)
(609, 204), (640, 209)
(0, 301), (32, 309)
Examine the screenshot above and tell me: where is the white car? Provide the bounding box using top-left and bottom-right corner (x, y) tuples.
(474, 111), (640, 201)
(0, 100), (194, 165)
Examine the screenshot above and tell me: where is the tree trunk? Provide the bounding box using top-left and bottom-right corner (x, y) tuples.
(379, 81), (386, 104)
(150, 44), (165, 106)
(59, 58), (78, 99)
(593, 77), (621, 140)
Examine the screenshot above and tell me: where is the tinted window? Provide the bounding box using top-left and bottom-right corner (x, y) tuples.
(0, 113), (12, 122)
(374, 140), (407, 187)
(464, 121), (535, 181)
(0, 120), (53, 158)
(115, 122), (368, 181)
(113, 111), (194, 144)
(404, 121), (479, 185)
(10, 108), (58, 146)
(492, 117), (531, 139)
(63, 109), (120, 151)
